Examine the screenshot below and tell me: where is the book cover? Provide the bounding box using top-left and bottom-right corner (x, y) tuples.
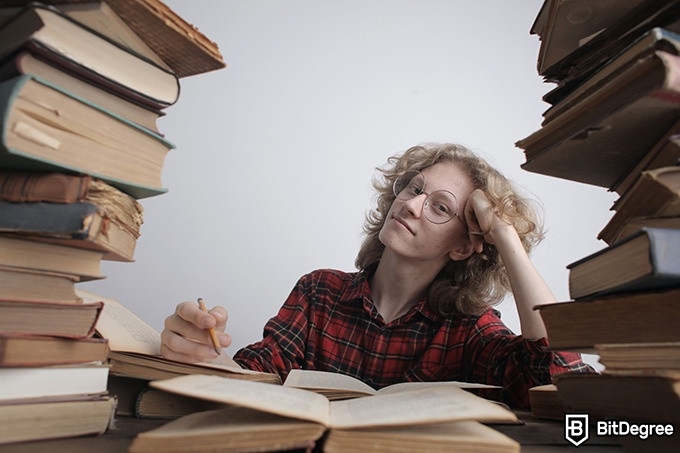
(0, 299), (103, 339)
(0, 334), (109, 367)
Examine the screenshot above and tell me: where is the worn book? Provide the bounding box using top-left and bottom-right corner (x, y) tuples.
(599, 166), (680, 245)
(0, 363), (109, 401)
(536, 288), (680, 351)
(0, 2), (180, 109)
(554, 372), (680, 424)
(537, 0), (680, 83)
(516, 51), (680, 190)
(0, 0), (225, 78)
(0, 265), (80, 304)
(0, 395), (116, 445)
(283, 369), (499, 401)
(0, 334), (108, 367)
(568, 227), (680, 299)
(0, 188), (143, 262)
(80, 289), (281, 384)
(595, 342), (680, 375)
(128, 373), (517, 452)
(543, 28), (680, 122)
(0, 299), (103, 338)
(0, 75), (174, 198)
(531, 0), (649, 78)
(0, 234), (104, 281)
(612, 117), (680, 196)
(0, 168), (91, 203)
(0, 50), (163, 133)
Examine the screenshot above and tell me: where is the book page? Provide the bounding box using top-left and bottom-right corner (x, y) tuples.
(328, 385), (517, 429)
(283, 369), (376, 395)
(78, 289), (254, 374)
(150, 374), (331, 426)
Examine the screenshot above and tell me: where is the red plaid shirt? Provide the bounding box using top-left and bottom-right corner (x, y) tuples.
(233, 268), (593, 409)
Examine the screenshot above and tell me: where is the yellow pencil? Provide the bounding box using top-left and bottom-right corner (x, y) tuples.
(197, 298), (221, 355)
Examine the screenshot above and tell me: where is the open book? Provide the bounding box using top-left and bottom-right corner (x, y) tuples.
(78, 289), (280, 384)
(132, 374), (519, 452)
(149, 374), (516, 429)
(283, 369), (499, 400)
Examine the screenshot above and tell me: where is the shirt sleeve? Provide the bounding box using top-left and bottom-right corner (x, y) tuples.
(231, 275), (312, 380)
(461, 309), (595, 409)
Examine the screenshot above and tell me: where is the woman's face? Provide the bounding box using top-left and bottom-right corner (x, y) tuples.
(379, 161), (476, 265)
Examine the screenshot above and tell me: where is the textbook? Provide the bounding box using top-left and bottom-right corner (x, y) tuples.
(0, 2), (180, 108)
(0, 265), (80, 304)
(0, 364), (109, 401)
(568, 227), (680, 299)
(129, 373), (518, 452)
(0, 75), (174, 199)
(536, 288), (680, 351)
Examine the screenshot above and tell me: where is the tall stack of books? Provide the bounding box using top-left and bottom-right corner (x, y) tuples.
(0, 0), (225, 446)
(517, 1), (680, 451)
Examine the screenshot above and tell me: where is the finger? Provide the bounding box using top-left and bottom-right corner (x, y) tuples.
(160, 328), (220, 361)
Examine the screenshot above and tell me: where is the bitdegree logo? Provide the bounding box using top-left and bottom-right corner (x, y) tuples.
(565, 414), (675, 447)
(596, 420), (674, 440)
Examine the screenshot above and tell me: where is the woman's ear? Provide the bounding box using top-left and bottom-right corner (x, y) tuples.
(448, 240), (475, 261)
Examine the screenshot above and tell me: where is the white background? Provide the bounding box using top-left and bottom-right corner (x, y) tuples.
(82, 0), (615, 369)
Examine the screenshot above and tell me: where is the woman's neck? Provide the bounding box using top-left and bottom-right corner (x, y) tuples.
(370, 251), (443, 323)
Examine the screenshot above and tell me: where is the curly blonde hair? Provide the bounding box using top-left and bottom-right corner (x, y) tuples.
(355, 143), (545, 316)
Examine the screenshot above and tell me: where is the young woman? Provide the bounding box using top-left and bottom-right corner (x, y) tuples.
(161, 143), (592, 409)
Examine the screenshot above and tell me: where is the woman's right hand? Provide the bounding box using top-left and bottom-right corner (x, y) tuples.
(160, 301), (232, 364)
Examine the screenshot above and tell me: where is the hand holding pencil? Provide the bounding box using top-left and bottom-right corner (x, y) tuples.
(198, 297), (222, 355)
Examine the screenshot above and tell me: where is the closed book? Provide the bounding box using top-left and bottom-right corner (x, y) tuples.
(0, 334), (108, 367)
(0, 169), (91, 203)
(599, 166), (680, 245)
(596, 342), (680, 375)
(516, 51), (680, 190)
(0, 50), (163, 133)
(0, 265), (80, 304)
(0, 74), (174, 199)
(536, 288), (680, 351)
(568, 227), (680, 299)
(554, 372), (680, 424)
(0, 364), (109, 401)
(0, 395), (116, 445)
(0, 0), (226, 78)
(0, 2), (180, 109)
(0, 299), (103, 338)
(0, 234), (105, 281)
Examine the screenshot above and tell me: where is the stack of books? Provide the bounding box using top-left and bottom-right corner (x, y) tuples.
(518, 1), (680, 450)
(0, 0), (225, 446)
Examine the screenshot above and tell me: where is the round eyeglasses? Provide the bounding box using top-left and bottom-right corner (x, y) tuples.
(392, 171), (459, 224)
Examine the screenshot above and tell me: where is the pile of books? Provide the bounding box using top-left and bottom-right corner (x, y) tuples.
(518, 1), (680, 451)
(0, 0), (224, 446)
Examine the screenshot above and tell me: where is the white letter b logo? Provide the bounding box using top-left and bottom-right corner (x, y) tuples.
(565, 414), (589, 447)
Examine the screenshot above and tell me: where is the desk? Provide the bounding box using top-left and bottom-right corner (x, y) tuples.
(0, 411), (625, 452)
